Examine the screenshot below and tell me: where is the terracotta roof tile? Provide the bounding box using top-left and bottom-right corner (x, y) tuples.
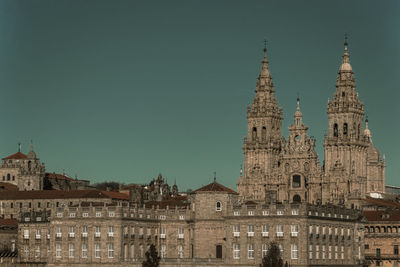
(45, 173), (73, 181)
(2, 152), (27, 160)
(363, 210), (400, 222)
(0, 182), (18, 191)
(0, 218), (18, 227)
(0, 189), (128, 201)
(194, 181), (237, 194)
(363, 197), (400, 208)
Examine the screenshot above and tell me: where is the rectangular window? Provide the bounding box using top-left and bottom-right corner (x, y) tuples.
(178, 228), (184, 239)
(82, 212), (88, 217)
(69, 212), (76, 218)
(395, 245), (399, 255)
(160, 244), (166, 258)
(233, 244), (240, 259)
(234, 211), (240, 216)
(322, 245), (326, 259)
(108, 226), (114, 237)
(309, 245), (313, 259)
(262, 210), (269, 216)
(291, 244), (298, 259)
(328, 246), (332, 259)
(95, 226), (101, 237)
(23, 229), (29, 239)
(248, 210), (254, 216)
(262, 225), (269, 236)
(277, 225), (284, 237)
(178, 245), (183, 258)
(277, 210), (284, 215)
(160, 227), (166, 238)
(108, 243), (114, 258)
(109, 211), (115, 217)
(69, 243), (75, 258)
(262, 244), (268, 257)
(309, 225), (313, 234)
(82, 243), (88, 258)
(376, 248), (381, 257)
(233, 225), (240, 237)
(82, 226), (88, 237)
(291, 225), (298, 237)
(69, 226), (75, 237)
(56, 243), (62, 258)
(56, 227), (62, 238)
(335, 246), (338, 259)
(292, 209), (299, 215)
(95, 244), (101, 258)
(96, 212), (101, 217)
(248, 244), (254, 259)
(35, 245), (40, 258)
(248, 225), (254, 237)
(316, 245), (319, 259)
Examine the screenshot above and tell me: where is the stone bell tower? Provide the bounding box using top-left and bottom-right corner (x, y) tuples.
(237, 44), (283, 201)
(323, 37), (369, 207)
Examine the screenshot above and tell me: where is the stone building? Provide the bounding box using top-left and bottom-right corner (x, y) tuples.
(0, 145), (45, 191)
(16, 179), (364, 267)
(237, 39), (385, 209)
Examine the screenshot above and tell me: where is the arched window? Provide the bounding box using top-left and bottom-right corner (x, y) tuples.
(252, 127), (257, 141)
(28, 161), (32, 170)
(216, 201), (221, 211)
(7, 174), (10, 181)
(343, 123), (348, 135)
(261, 126), (266, 141)
(293, 195), (301, 203)
(358, 124), (361, 139)
(292, 175), (301, 188)
(294, 135), (301, 147)
(333, 123), (338, 137)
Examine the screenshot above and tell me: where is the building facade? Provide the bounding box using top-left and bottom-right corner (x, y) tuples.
(237, 40), (385, 209)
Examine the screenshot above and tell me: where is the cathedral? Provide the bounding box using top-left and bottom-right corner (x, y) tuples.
(237, 39), (386, 209)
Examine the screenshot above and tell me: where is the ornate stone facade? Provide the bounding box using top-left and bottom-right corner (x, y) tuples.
(237, 40), (386, 208)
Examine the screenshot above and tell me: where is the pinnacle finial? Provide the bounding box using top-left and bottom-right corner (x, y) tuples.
(344, 33), (348, 46)
(263, 39), (267, 54)
(213, 172), (216, 182)
(18, 142), (21, 152)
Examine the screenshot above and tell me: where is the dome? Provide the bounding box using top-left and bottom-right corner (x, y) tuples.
(340, 62), (352, 72)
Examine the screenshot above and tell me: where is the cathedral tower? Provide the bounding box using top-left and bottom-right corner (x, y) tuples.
(324, 38), (370, 206)
(237, 44), (283, 201)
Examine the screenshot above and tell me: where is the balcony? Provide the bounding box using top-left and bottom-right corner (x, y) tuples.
(24, 234), (29, 240)
(35, 234), (41, 239)
(178, 234), (184, 239)
(276, 232), (284, 237)
(233, 232), (240, 237)
(291, 232), (298, 237)
(95, 232), (101, 238)
(160, 234), (166, 239)
(69, 233), (75, 238)
(108, 232), (114, 237)
(82, 232), (88, 238)
(56, 233), (62, 238)
(262, 232), (269, 237)
(247, 232), (254, 237)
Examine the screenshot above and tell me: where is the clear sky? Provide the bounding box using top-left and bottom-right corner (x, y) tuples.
(0, 0), (399, 190)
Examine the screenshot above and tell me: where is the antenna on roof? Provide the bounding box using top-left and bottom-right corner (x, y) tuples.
(213, 172), (217, 182)
(18, 142), (21, 152)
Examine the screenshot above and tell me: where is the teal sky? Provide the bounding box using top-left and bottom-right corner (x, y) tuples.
(0, 0), (399, 191)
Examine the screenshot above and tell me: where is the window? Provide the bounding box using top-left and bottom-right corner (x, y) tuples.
(262, 244), (268, 257)
(69, 212), (76, 218)
(233, 225), (240, 237)
(56, 227), (62, 238)
(333, 123), (338, 137)
(109, 211), (115, 217)
(322, 245), (326, 259)
(248, 225), (254, 237)
(108, 226), (114, 237)
(35, 245), (40, 258)
(248, 244), (254, 259)
(95, 226), (101, 237)
(82, 226), (88, 237)
(262, 210), (269, 216)
(57, 212), (63, 218)
(178, 245), (183, 258)
(96, 212), (101, 217)
(292, 209), (299, 215)
(36, 229), (41, 239)
(278, 244), (283, 254)
(161, 245), (166, 258)
(178, 228), (184, 239)
(160, 215), (166, 220)
(291, 244), (298, 259)
(293, 194), (301, 203)
(395, 245), (399, 255)
(56, 243), (62, 258)
(365, 244), (369, 249)
(248, 210), (254, 216)
(179, 215), (185, 220)
(95, 244), (101, 258)
(291, 225), (298, 237)
(216, 245), (222, 259)
(233, 244), (240, 259)
(316, 245), (319, 259)
(160, 227), (166, 238)
(82, 212), (88, 217)
(277, 210), (284, 215)
(343, 123), (348, 135)
(216, 201), (221, 211)
(82, 244), (88, 258)
(69, 226), (75, 237)
(108, 243), (114, 258)
(309, 245), (313, 259)
(292, 175), (301, 188)
(262, 225), (269, 236)
(234, 211), (240, 216)
(328, 246), (332, 259)
(277, 225), (284, 237)
(69, 243), (75, 258)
